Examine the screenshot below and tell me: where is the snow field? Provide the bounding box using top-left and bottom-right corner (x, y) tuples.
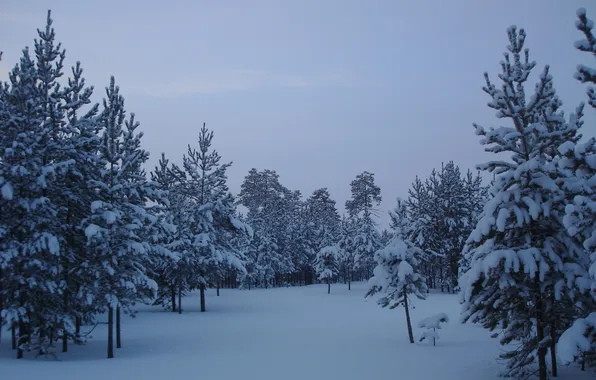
(0, 282), (589, 380)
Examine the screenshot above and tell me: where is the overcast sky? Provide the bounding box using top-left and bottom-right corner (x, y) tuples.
(1, 0), (595, 227)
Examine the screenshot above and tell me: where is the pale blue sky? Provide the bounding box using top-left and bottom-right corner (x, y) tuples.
(1, 0), (594, 227)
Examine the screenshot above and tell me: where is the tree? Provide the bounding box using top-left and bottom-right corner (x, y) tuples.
(459, 26), (587, 380)
(84, 77), (158, 358)
(337, 215), (356, 290)
(557, 8), (596, 370)
(175, 123), (249, 311)
(345, 171), (382, 280)
(315, 245), (340, 294)
(0, 12), (81, 357)
(367, 198), (427, 344)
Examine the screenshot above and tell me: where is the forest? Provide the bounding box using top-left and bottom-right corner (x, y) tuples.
(1, 7), (596, 380)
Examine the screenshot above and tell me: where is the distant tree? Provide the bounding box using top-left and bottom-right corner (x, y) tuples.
(175, 123), (249, 311)
(315, 245), (341, 294)
(346, 171), (382, 280)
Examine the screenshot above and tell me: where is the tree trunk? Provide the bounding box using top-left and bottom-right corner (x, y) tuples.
(62, 322), (68, 353)
(171, 284), (176, 312)
(348, 270), (352, 291)
(550, 325), (557, 377)
(433, 328), (436, 346)
(17, 317), (26, 358)
(75, 316), (81, 336)
(217, 281), (220, 296)
(327, 278), (331, 294)
(178, 279), (182, 314)
(107, 306), (114, 359)
(535, 293), (547, 380)
(403, 290), (414, 344)
(116, 305), (121, 349)
(62, 280), (69, 353)
(12, 324), (17, 350)
(200, 284), (206, 312)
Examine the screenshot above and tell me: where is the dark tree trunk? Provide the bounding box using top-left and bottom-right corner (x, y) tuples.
(62, 276), (69, 353)
(17, 321), (25, 358)
(217, 281), (220, 296)
(200, 284), (206, 312)
(403, 290), (414, 344)
(348, 270), (352, 291)
(116, 305), (121, 349)
(550, 325), (557, 377)
(107, 306), (114, 359)
(327, 279), (331, 294)
(536, 293), (547, 380)
(12, 324), (17, 350)
(178, 279), (182, 314)
(62, 322), (68, 353)
(171, 284), (176, 312)
(75, 316), (81, 336)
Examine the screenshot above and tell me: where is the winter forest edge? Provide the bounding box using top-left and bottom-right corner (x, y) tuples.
(0, 8), (595, 380)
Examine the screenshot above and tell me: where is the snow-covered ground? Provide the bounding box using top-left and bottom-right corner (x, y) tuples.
(0, 282), (590, 380)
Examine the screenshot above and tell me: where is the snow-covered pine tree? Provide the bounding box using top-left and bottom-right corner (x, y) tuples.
(149, 154), (183, 312)
(84, 77), (158, 358)
(315, 245), (340, 294)
(557, 8), (596, 370)
(0, 11), (84, 356)
(405, 176), (437, 290)
(54, 60), (102, 353)
(345, 171), (382, 280)
(176, 123), (249, 311)
(237, 168), (288, 287)
(337, 215), (356, 289)
(367, 197), (427, 343)
(458, 170), (489, 280)
(459, 27), (587, 380)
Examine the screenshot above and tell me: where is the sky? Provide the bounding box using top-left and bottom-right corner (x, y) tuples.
(1, 0), (595, 228)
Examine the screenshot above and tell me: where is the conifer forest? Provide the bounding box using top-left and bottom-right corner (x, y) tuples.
(1, 3), (596, 380)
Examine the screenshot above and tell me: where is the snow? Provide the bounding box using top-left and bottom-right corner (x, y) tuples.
(1, 182), (13, 200)
(418, 312), (449, 329)
(1, 283), (592, 380)
(558, 312), (596, 364)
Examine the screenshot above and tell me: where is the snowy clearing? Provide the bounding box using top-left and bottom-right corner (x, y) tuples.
(0, 282), (590, 380)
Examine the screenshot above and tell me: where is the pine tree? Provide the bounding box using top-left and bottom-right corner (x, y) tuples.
(557, 8), (596, 370)
(337, 215), (356, 290)
(0, 11), (84, 356)
(315, 245), (340, 294)
(175, 123), (249, 310)
(84, 77), (158, 358)
(367, 198), (427, 343)
(459, 27), (586, 380)
(345, 171), (382, 280)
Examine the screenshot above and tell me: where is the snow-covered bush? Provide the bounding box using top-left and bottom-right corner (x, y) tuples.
(418, 313), (449, 346)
